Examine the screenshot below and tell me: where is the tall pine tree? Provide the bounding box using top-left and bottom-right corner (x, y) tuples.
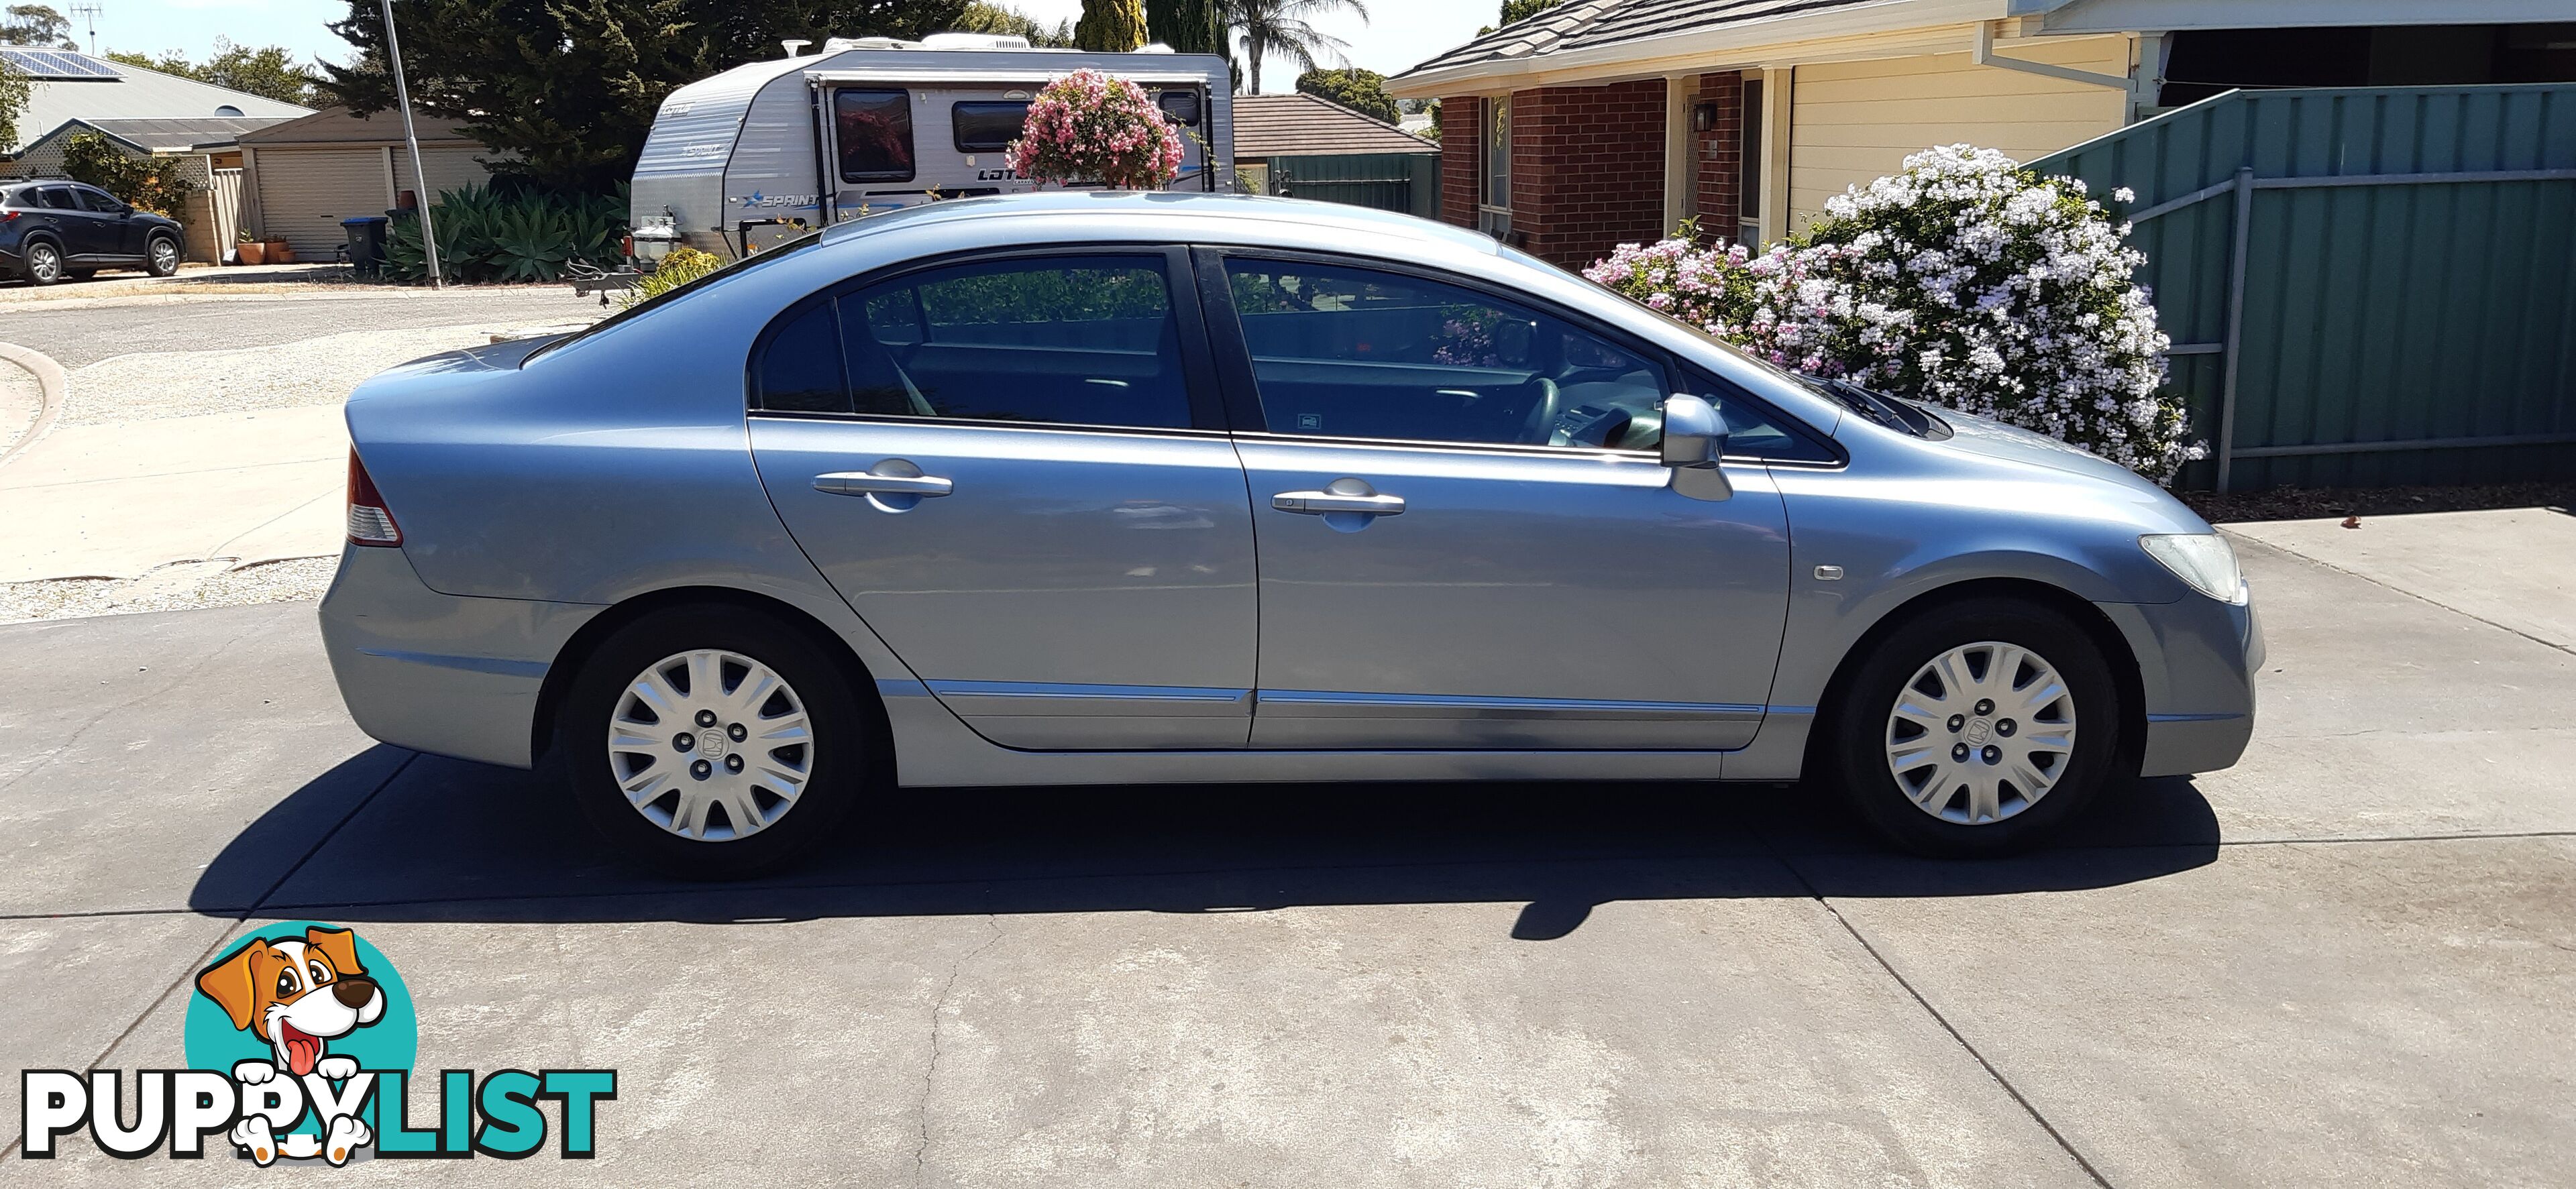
(321, 0), (968, 192)
(1073, 0), (1147, 52)
(1144, 0), (1220, 55)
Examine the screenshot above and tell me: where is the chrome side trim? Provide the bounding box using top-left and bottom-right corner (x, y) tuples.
(1256, 689), (1767, 720)
(2147, 712), (2245, 723)
(355, 647), (551, 680)
(928, 679), (1250, 702)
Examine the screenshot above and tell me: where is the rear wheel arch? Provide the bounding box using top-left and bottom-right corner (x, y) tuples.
(533, 586), (895, 783)
(1803, 577), (2147, 781)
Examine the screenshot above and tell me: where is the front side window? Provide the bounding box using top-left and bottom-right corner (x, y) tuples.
(755, 255), (1194, 431)
(834, 89), (916, 182)
(76, 187), (123, 213)
(951, 101), (1030, 153)
(1222, 259), (1668, 450)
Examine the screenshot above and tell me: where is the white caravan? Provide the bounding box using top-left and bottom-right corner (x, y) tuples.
(632, 34), (1235, 258)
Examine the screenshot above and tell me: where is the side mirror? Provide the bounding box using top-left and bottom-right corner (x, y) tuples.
(1660, 393), (1727, 469)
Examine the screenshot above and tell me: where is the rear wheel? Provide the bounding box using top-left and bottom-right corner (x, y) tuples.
(146, 235), (180, 277)
(1825, 598), (2121, 857)
(559, 606), (871, 878)
(21, 241), (62, 286)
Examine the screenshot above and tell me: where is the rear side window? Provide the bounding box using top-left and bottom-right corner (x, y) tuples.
(755, 302), (849, 414)
(753, 255), (1194, 431)
(834, 89), (915, 183)
(37, 186), (80, 210)
(951, 101), (1029, 152)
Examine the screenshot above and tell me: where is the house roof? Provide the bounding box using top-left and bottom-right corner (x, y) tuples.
(21, 116), (292, 156)
(234, 105), (480, 148)
(1233, 93), (1438, 158)
(1, 50), (313, 154)
(1403, 0), (1880, 78)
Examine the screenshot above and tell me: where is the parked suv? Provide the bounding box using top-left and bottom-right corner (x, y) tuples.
(0, 180), (184, 285)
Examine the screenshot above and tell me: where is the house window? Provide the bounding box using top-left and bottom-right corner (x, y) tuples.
(1737, 78), (1764, 249)
(1479, 96), (1511, 237)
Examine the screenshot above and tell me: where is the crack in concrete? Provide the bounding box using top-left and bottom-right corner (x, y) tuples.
(914, 915), (1002, 1186)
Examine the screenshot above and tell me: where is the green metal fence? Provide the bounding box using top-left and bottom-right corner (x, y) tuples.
(2031, 84), (2576, 491)
(1267, 152), (1442, 220)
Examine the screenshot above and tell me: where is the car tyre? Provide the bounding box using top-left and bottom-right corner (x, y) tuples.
(146, 235), (180, 277)
(559, 605), (871, 879)
(1825, 597), (2121, 858)
(21, 241), (63, 286)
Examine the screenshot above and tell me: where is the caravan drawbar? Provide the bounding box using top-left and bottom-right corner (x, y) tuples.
(632, 34), (1236, 258)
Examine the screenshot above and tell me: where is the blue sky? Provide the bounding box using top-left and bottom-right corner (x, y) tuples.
(64, 0), (1495, 92)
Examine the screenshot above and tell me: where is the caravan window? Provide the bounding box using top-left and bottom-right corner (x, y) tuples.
(834, 89), (916, 183)
(1155, 90), (1201, 127)
(951, 101), (1031, 153)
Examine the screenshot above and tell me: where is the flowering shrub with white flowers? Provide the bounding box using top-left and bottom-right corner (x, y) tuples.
(1585, 145), (2201, 480)
(1005, 70), (1186, 191)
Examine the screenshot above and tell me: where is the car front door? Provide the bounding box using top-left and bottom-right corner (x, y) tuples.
(1203, 251), (1796, 750)
(749, 247), (1259, 750)
(72, 186), (142, 260)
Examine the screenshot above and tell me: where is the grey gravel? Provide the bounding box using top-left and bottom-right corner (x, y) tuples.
(0, 556), (336, 624)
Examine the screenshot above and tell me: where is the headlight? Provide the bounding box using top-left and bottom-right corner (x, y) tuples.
(2140, 534), (2248, 604)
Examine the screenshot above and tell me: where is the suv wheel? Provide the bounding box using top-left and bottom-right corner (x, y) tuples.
(21, 241), (63, 286)
(147, 235), (180, 277)
(1825, 598), (2121, 857)
(559, 606), (871, 879)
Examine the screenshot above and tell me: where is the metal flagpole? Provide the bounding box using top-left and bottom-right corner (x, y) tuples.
(380, 0), (443, 288)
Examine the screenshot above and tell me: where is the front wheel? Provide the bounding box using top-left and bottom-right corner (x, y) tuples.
(1825, 598), (2122, 858)
(559, 606), (871, 879)
(146, 235), (180, 277)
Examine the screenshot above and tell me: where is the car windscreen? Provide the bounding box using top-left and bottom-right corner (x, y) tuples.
(834, 89), (915, 183)
(523, 231), (824, 365)
(951, 101), (1029, 153)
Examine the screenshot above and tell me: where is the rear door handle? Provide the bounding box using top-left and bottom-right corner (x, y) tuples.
(1273, 490), (1405, 516)
(814, 469), (953, 497)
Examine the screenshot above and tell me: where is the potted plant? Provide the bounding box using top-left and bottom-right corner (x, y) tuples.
(1004, 70), (1185, 191)
(235, 232), (264, 266)
(264, 237), (295, 265)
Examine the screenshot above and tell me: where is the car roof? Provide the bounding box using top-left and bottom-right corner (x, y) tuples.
(820, 190), (1504, 257)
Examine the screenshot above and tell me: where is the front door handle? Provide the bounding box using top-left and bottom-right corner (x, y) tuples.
(1273, 490), (1405, 516)
(814, 472), (953, 497)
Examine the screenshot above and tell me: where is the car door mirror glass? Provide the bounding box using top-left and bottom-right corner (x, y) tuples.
(1660, 393), (1727, 469)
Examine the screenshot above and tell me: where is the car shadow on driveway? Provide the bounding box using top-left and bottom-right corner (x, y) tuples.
(191, 747), (2221, 939)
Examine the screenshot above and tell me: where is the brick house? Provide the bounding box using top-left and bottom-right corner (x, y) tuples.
(1392, 0), (2576, 272)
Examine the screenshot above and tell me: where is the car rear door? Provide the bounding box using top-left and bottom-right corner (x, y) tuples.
(1200, 250), (1796, 750)
(33, 186), (109, 262)
(749, 246), (1260, 750)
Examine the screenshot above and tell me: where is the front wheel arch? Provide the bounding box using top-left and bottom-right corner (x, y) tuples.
(1803, 577), (2147, 785)
(533, 586), (895, 786)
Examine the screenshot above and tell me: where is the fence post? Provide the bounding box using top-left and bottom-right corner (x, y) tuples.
(2215, 166), (2255, 493)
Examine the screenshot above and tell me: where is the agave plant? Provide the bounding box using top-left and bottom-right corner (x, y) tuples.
(380, 181), (629, 284)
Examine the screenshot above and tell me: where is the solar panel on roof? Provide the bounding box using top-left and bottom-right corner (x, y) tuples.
(0, 47), (122, 79)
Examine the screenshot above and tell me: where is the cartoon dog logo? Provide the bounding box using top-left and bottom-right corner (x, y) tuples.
(196, 927), (386, 1164)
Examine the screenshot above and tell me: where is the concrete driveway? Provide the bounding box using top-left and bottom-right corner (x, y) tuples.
(3, 512), (2571, 1185)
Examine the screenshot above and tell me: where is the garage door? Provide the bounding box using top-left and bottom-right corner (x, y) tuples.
(390, 145), (496, 205)
(253, 148), (386, 260)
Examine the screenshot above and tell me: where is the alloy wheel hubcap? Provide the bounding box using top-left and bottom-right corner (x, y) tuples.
(1884, 641), (2076, 825)
(152, 241), (176, 269)
(30, 247), (58, 281)
(605, 650), (813, 842)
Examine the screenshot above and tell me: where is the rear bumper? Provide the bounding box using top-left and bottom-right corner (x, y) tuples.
(2098, 594), (2263, 778)
(317, 545), (602, 769)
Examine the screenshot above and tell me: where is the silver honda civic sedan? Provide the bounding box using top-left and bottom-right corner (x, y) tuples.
(320, 192), (2259, 876)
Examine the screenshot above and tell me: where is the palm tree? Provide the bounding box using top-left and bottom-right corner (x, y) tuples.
(1223, 0), (1371, 95)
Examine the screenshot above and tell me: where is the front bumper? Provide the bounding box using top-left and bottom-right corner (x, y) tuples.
(318, 545), (602, 769)
(2097, 593), (2263, 778)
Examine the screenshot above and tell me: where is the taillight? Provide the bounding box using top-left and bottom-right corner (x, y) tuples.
(346, 449), (402, 547)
